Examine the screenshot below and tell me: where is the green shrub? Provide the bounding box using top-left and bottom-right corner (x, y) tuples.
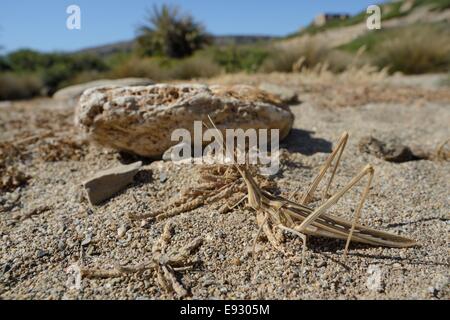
(0, 73), (43, 100)
(212, 46), (269, 73)
(136, 4), (212, 58)
(104, 52), (133, 69)
(0, 56), (11, 71)
(41, 63), (74, 94)
(7, 49), (47, 72)
(415, 0), (450, 11)
(339, 30), (390, 53)
(70, 53), (109, 72)
(3, 50), (109, 94)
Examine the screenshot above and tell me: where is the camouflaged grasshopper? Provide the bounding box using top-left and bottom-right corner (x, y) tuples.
(238, 134), (417, 258)
(207, 117), (417, 258)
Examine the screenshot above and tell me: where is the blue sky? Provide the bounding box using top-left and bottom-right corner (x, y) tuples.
(0, 0), (388, 53)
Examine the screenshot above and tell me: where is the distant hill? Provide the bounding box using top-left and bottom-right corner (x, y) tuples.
(293, 0), (450, 37)
(213, 35), (279, 46)
(77, 40), (136, 56)
(280, 0), (450, 49)
(76, 35), (279, 56)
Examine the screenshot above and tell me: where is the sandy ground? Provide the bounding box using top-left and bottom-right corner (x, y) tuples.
(0, 73), (449, 300)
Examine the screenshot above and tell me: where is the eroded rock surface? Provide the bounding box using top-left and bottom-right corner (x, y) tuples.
(75, 84), (294, 157)
(53, 78), (154, 101)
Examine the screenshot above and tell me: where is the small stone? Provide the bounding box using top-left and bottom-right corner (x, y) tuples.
(82, 161), (142, 205)
(57, 240), (66, 251)
(231, 258), (241, 266)
(159, 172), (168, 183)
(316, 260), (327, 268)
(117, 225), (128, 238)
(203, 279), (215, 287)
(140, 219), (153, 228)
(81, 233), (92, 246)
(36, 250), (48, 258)
(2, 263), (12, 274)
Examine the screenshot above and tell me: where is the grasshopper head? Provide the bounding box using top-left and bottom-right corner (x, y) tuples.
(236, 165), (262, 210)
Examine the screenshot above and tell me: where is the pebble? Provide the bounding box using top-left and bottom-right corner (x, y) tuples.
(36, 250), (48, 258)
(81, 234), (92, 246)
(316, 260), (327, 268)
(202, 279), (215, 287)
(117, 225), (128, 238)
(231, 258), (241, 266)
(159, 172), (168, 183)
(140, 219), (152, 228)
(57, 239), (66, 251)
(2, 263), (12, 275)
(219, 287), (228, 294)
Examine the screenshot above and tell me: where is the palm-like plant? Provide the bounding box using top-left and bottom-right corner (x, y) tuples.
(137, 4), (211, 58)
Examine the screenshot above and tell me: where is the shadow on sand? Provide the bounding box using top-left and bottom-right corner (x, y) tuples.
(282, 128), (332, 155)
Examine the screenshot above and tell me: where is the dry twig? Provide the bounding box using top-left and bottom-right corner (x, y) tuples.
(77, 223), (203, 298)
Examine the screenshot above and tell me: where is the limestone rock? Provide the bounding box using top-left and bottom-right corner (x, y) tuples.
(82, 161), (142, 205)
(53, 78), (154, 101)
(75, 84), (294, 158)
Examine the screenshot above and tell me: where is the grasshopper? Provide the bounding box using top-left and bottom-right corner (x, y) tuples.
(205, 117), (416, 258)
(236, 132), (417, 258)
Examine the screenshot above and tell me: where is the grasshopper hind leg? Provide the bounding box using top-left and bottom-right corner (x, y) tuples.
(295, 164), (375, 257)
(296, 132), (349, 205)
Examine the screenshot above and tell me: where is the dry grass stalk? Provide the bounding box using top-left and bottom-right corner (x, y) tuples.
(78, 222), (203, 298)
(128, 164), (276, 221)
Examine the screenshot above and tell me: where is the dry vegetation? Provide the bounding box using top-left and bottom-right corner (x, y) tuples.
(261, 39), (356, 73)
(373, 25), (450, 74)
(0, 73), (43, 101)
(0, 102), (88, 193)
